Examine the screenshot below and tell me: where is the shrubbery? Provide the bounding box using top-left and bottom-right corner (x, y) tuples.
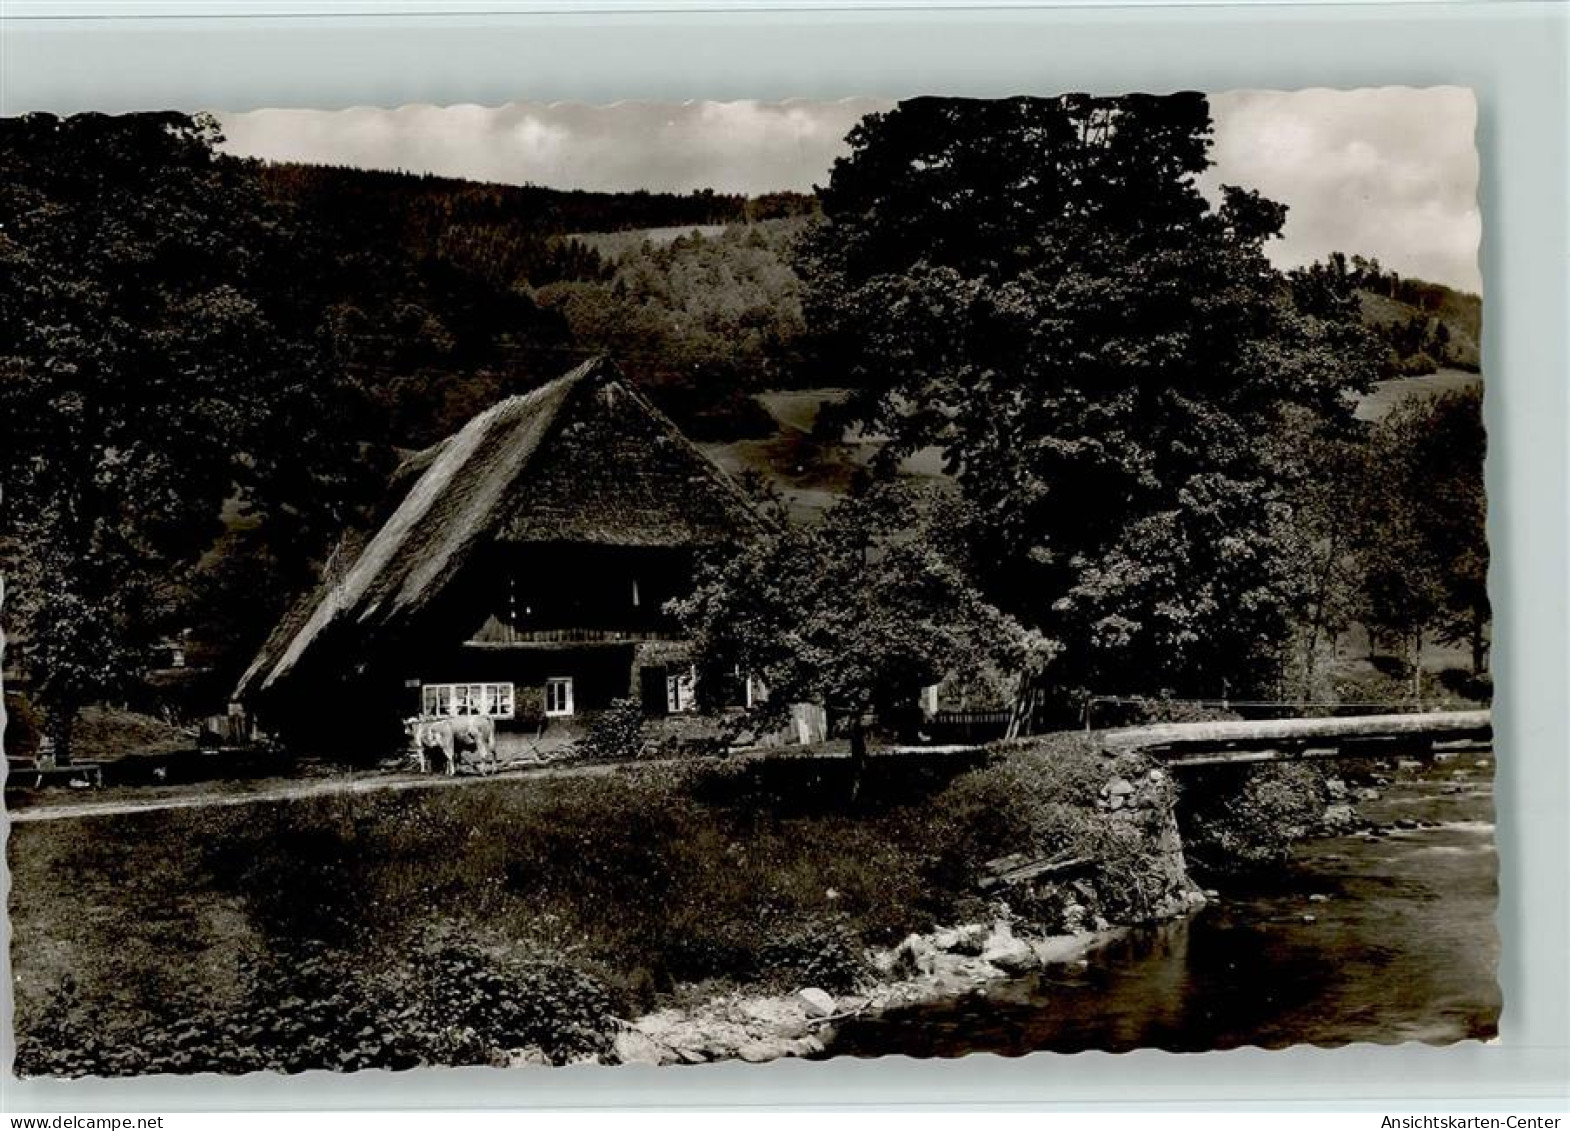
(1177, 762), (1327, 875)
(579, 697), (647, 761)
(926, 736), (1189, 930)
(14, 937), (617, 1077)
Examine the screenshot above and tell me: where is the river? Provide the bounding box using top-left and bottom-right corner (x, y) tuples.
(826, 749), (1500, 1055)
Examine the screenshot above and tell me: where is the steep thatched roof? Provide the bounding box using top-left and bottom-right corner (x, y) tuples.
(235, 357), (760, 703)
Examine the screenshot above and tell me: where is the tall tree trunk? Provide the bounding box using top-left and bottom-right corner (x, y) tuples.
(848, 714), (868, 803)
(1006, 674), (1036, 739)
(1300, 529), (1342, 701)
(44, 696), (78, 766)
(1410, 630), (1424, 700)
(1471, 615), (1488, 676)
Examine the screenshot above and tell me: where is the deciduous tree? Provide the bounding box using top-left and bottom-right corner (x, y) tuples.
(796, 95), (1382, 718)
(0, 112), (373, 757)
(671, 483), (1048, 794)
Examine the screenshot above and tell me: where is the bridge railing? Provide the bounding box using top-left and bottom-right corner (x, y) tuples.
(1100, 708), (1492, 766)
(1081, 695), (1486, 732)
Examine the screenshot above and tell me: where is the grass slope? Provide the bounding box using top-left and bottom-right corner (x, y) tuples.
(10, 735), (1192, 1075)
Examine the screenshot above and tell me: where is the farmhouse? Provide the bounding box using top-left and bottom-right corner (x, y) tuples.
(234, 356), (768, 755)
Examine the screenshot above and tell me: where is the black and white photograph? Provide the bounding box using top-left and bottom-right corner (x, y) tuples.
(1, 88), (1496, 1077)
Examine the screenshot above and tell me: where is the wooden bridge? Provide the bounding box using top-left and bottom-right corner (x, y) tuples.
(1101, 710), (1492, 769)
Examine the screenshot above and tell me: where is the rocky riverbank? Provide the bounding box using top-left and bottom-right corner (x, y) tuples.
(575, 745), (1212, 1067)
(1314, 749), (1492, 839)
(586, 916), (1194, 1068)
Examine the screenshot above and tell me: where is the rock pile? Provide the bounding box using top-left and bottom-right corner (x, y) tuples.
(581, 919), (1132, 1068)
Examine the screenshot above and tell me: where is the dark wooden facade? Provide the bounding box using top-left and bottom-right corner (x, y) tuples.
(234, 358), (760, 754)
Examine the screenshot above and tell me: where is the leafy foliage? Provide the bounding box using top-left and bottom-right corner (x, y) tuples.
(795, 95), (1383, 713)
(671, 481), (1049, 757)
(1178, 762), (1327, 875)
(538, 221), (809, 439)
(14, 937), (616, 1076)
(581, 696), (647, 761)
(1351, 387), (1489, 680)
(0, 112), (380, 754)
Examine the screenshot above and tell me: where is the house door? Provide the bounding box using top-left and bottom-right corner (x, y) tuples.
(639, 666), (668, 717)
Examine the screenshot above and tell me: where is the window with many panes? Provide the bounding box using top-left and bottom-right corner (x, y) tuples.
(422, 682), (515, 719)
(545, 676), (574, 717)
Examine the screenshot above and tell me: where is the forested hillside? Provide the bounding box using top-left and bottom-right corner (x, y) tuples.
(250, 164), (1481, 451)
(1341, 254), (1482, 375)
(255, 163), (816, 445)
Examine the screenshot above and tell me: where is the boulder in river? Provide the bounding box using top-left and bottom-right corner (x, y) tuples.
(1320, 803), (1360, 834)
(741, 997), (806, 1030)
(883, 933), (938, 976)
(933, 923), (988, 955)
(614, 1028), (676, 1066)
(798, 988), (836, 1018)
(982, 922), (1038, 974)
(737, 1040), (792, 1064)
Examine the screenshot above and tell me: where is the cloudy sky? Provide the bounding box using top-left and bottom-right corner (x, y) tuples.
(216, 87), (1480, 293)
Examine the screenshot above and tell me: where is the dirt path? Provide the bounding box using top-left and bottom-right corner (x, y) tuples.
(4, 743), (966, 825)
(5, 760), (624, 824)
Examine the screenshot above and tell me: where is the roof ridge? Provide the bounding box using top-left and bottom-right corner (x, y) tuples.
(251, 363), (599, 695)
(239, 354), (761, 705)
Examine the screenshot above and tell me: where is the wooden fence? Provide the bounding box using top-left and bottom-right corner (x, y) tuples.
(925, 709), (1013, 746)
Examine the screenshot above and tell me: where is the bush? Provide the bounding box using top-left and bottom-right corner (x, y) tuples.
(757, 915), (869, 993)
(1435, 667), (1492, 704)
(1177, 762), (1327, 875)
(404, 937), (617, 1064)
(925, 736), (1187, 929)
(580, 697), (646, 761)
(13, 935), (618, 1077)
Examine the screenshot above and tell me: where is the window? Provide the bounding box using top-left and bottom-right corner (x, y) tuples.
(422, 682), (515, 720)
(545, 676), (575, 717)
(666, 667), (697, 714)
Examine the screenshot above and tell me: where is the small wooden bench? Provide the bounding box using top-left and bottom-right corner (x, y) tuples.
(5, 755), (104, 790)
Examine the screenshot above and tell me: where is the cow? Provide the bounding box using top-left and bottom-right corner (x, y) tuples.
(404, 714), (498, 776)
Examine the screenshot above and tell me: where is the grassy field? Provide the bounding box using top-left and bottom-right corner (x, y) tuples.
(703, 370), (1484, 527)
(703, 386), (953, 523)
(1354, 368), (1483, 422)
(8, 735), (1189, 1076)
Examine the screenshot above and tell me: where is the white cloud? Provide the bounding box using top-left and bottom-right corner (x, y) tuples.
(215, 87), (1481, 292)
(1205, 87), (1479, 292)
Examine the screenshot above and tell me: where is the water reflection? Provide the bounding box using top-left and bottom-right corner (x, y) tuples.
(827, 751), (1499, 1056)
